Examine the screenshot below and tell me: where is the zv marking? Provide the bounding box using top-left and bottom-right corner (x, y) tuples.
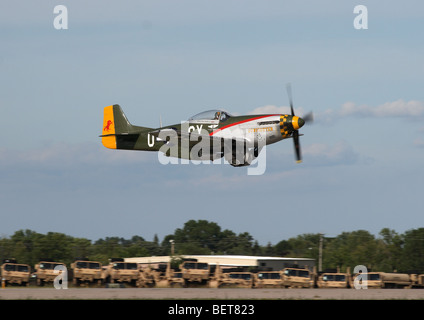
(188, 124), (203, 134)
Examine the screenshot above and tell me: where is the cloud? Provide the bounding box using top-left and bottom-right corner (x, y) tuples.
(248, 105), (306, 116)
(340, 100), (424, 118)
(249, 99), (424, 125)
(318, 99), (424, 124)
(0, 141), (153, 168)
(414, 138), (424, 148)
(303, 141), (361, 166)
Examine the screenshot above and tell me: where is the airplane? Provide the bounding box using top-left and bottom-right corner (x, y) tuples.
(100, 84), (313, 166)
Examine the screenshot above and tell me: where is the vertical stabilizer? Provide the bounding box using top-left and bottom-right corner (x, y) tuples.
(101, 104), (134, 149)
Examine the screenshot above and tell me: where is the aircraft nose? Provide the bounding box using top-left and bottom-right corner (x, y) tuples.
(292, 116), (305, 130)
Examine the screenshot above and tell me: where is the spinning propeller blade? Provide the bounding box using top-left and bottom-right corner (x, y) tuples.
(285, 83), (313, 163)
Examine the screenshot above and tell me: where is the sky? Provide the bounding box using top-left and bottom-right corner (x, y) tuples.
(0, 0), (423, 247)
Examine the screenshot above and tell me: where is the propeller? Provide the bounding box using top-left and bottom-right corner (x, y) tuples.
(284, 83), (313, 163)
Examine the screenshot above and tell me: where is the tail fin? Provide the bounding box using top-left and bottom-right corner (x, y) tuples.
(101, 104), (134, 149)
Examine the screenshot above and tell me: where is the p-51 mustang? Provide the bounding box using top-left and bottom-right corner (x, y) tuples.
(100, 85), (312, 166)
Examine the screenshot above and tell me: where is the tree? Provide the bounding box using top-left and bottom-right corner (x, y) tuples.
(226, 232), (255, 255)
(324, 230), (377, 271)
(36, 232), (74, 265)
(9, 230), (43, 265)
(401, 228), (424, 273)
(274, 240), (292, 257)
(6, 223), (424, 274)
(172, 220), (222, 254)
(163, 220), (257, 255)
(376, 228), (403, 272)
(286, 234), (321, 259)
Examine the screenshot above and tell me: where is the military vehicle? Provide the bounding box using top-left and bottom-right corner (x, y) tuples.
(180, 261), (210, 286)
(106, 260), (140, 287)
(222, 273), (254, 288)
(254, 271), (284, 288)
(34, 261), (66, 286)
(136, 267), (156, 288)
(71, 260), (106, 286)
(315, 268), (350, 288)
(154, 263), (185, 288)
(410, 274), (424, 288)
(100, 84), (313, 167)
(1, 260), (31, 286)
(210, 265), (253, 288)
(282, 267), (314, 288)
(352, 272), (412, 289)
(317, 272), (350, 288)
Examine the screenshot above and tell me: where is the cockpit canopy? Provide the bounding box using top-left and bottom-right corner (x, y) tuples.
(188, 109), (232, 122)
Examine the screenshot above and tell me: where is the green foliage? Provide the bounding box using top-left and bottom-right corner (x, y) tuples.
(401, 228), (424, 272)
(163, 220), (257, 255)
(1, 221), (424, 273)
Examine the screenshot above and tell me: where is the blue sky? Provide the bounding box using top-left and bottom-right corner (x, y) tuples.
(0, 0), (423, 246)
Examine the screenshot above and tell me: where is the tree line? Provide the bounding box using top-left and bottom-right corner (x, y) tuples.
(1, 220), (424, 273)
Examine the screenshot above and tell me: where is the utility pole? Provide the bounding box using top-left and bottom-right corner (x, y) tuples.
(319, 233), (324, 272)
(169, 240), (175, 256)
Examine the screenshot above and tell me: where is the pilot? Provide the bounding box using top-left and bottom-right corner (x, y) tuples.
(214, 111), (221, 120)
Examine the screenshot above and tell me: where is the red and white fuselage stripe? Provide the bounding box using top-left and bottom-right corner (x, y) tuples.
(210, 114), (283, 145)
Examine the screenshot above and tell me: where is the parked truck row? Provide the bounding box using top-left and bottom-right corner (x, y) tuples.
(2, 258), (424, 289)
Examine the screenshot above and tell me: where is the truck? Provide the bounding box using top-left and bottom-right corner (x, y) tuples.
(154, 263), (185, 288)
(1, 260), (31, 286)
(136, 267), (156, 288)
(410, 274), (424, 288)
(222, 272), (254, 288)
(282, 267), (314, 288)
(34, 261), (66, 286)
(180, 261), (210, 286)
(71, 260), (106, 286)
(254, 271), (284, 288)
(105, 259), (140, 287)
(316, 272), (350, 288)
(351, 272), (411, 289)
(210, 265), (253, 288)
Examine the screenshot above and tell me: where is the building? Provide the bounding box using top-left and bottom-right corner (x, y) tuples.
(125, 255), (315, 271)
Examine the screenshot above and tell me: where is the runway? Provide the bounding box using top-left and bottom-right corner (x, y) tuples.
(1, 288), (424, 300)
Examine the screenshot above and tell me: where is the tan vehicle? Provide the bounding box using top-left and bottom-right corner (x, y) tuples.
(282, 267), (314, 288)
(34, 261), (66, 286)
(136, 267), (156, 288)
(222, 273), (254, 288)
(180, 261), (210, 285)
(71, 260), (106, 286)
(254, 271), (284, 288)
(1, 261), (31, 286)
(210, 265), (253, 288)
(317, 272), (349, 288)
(209, 264), (224, 288)
(351, 272), (411, 289)
(410, 274), (424, 288)
(154, 263), (185, 288)
(106, 261), (140, 286)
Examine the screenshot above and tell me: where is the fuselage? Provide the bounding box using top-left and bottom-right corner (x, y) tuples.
(187, 113), (284, 145)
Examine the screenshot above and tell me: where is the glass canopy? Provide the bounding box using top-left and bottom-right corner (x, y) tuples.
(188, 109), (232, 121)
